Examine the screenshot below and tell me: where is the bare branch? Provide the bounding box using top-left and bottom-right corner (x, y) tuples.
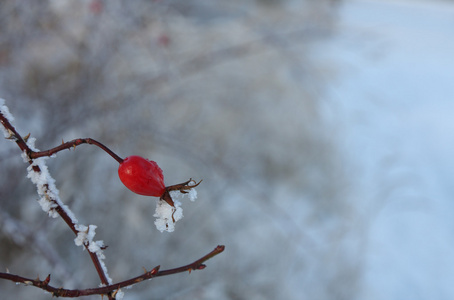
(29, 138), (124, 164)
(0, 245), (224, 297)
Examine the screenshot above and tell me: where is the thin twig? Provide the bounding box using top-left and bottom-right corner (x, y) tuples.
(29, 138), (124, 163)
(155, 245), (225, 277)
(0, 245), (225, 297)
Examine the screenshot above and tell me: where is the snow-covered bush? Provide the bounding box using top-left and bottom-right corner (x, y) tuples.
(0, 99), (224, 299)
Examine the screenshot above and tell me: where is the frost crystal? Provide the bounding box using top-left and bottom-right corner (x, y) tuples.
(1, 100), (113, 285)
(188, 188), (198, 201)
(74, 225), (89, 246)
(0, 98), (14, 122)
(153, 187), (198, 232)
(154, 199), (182, 232)
(115, 289), (125, 300)
(74, 224), (112, 284)
(0, 99), (16, 138)
(26, 156), (79, 221)
(2, 102), (78, 223)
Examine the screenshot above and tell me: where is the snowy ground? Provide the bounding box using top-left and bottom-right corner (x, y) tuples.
(320, 0), (454, 299)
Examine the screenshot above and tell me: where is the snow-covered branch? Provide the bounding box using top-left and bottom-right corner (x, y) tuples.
(0, 99), (114, 297)
(0, 99), (224, 299)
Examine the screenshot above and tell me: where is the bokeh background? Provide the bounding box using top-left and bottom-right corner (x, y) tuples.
(1, 0), (453, 299)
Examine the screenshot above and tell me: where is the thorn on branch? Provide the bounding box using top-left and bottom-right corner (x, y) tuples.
(43, 274), (51, 287)
(23, 280), (33, 286)
(5, 128), (16, 140)
(152, 265), (160, 274)
(112, 289), (121, 298)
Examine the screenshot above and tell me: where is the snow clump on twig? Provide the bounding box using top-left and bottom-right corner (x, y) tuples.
(154, 189), (198, 233)
(0, 98), (15, 138)
(74, 224), (112, 285)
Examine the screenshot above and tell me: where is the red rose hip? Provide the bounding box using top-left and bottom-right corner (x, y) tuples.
(118, 155), (166, 197)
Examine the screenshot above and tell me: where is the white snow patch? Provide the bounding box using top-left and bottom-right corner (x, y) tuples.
(153, 187), (198, 232)
(154, 198), (183, 233)
(1, 103), (113, 285)
(0, 99), (14, 122)
(188, 188), (197, 202)
(0, 99), (15, 138)
(114, 289), (125, 300)
(74, 224), (112, 284)
(26, 156), (78, 222)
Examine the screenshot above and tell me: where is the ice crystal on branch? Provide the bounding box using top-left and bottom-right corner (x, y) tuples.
(0, 98), (15, 138)
(154, 189), (198, 232)
(75, 224), (112, 285)
(1, 100), (113, 286)
(26, 153), (78, 222)
(154, 199), (182, 232)
(187, 188), (197, 202)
